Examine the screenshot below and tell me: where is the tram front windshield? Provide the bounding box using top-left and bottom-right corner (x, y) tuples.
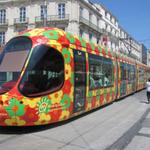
(0, 37), (32, 94)
(19, 45), (64, 97)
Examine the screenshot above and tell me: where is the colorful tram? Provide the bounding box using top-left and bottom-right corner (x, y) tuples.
(0, 27), (149, 126)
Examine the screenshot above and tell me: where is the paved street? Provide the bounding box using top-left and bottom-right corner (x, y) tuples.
(0, 90), (150, 150)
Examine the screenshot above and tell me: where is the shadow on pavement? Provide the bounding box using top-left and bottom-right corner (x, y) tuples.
(140, 101), (149, 104)
(0, 91), (146, 134)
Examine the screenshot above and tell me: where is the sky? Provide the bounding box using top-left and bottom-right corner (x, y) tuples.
(91, 0), (150, 49)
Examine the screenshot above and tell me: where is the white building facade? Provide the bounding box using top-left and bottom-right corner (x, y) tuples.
(147, 50), (150, 66)
(119, 26), (142, 61)
(95, 3), (119, 50)
(0, 0), (142, 61)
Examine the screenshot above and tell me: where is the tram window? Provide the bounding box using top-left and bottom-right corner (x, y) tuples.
(139, 68), (144, 82)
(89, 54), (103, 89)
(19, 45), (64, 97)
(120, 63), (127, 80)
(127, 64), (130, 81)
(0, 37), (32, 94)
(89, 54), (114, 89)
(102, 58), (113, 87)
(127, 65), (135, 82)
(0, 72), (22, 94)
(0, 72), (6, 86)
(0, 72), (6, 81)
(127, 64), (131, 81)
(3, 36), (32, 53)
(12, 72), (20, 80)
(132, 66), (136, 80)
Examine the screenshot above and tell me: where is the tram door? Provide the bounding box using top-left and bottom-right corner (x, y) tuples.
(73, 50), (86, 113)
(120, 63), (127, 96)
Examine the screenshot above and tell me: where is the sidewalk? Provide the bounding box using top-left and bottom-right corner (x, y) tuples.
(125, 108), (150, 150)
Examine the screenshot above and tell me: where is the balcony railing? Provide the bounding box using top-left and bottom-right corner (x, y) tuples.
(14, 17), (29, 24)
(80, 16), (89, 26)
(0, 19), (8, 26)
(35, 14), (69, 23)
(79, 16), (103, 34)
(79, 16), (118, 44)
(107, 31), (118, 44)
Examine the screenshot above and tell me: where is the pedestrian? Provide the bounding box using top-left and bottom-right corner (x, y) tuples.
(146, 78), (150, 103)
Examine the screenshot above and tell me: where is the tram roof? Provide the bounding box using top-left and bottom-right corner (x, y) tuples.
(18, 27), (146, 66)
(19, 27), (115, 58)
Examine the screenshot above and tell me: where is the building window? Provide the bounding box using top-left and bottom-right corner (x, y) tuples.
(102, 36), (108, 46)
(110, 27), (112, 33)
(0, 32), (5, 45)
(115, 21), (118, 27)
(89, 33), (92, 41)
(105, 12), (107, 18)
(105, 24), (108, 31)
(116, 31), (118, 37)
(41, 5), (47, 19)
(97, 18), (99, 27)
(97, 37), (100, 44)
(20, 7), (26, 22)
(58, 3), (65, 19)
(80, 7), (83, 17)
(80, 29), (83, 38)
(115, 30), (117, 36)
(110, 16), (112, 22)
(89, 12), (92, 22)
(0, 9), (6, 24)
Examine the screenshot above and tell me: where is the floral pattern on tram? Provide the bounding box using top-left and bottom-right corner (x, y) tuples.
(0, 27), (144, 126)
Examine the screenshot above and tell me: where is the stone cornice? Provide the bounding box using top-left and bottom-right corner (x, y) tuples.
(78, 0), (102, 18)
(0, 0), (70, 7)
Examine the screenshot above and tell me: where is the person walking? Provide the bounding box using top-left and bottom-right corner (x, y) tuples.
(146, 78), (150, 103)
